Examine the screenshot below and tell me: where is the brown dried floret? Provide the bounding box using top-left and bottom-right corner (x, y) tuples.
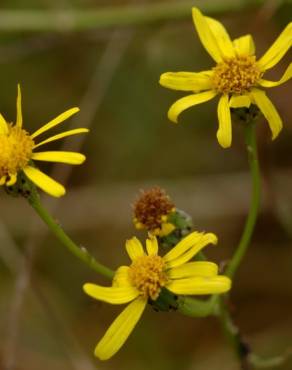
(133, 187), (175, 230)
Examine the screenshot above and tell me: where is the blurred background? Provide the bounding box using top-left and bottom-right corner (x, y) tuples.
(0, 0), (291, 369)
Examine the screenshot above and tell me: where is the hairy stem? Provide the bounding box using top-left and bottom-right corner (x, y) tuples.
(226, 123), (261, 278)
(177, 295), (218, 317)
(28, 187), (114, 280)
(217, 119), (261, 369)
(219, 298), (250, 370)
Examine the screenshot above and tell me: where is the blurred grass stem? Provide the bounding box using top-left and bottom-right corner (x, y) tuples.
(28, 188), (114, 280)
(0, 0), (268, 32)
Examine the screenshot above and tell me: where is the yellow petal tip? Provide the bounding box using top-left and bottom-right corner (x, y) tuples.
(191, 7), (200, 15)
(56, 187), (66, 197)
(94, 346), (108, 361)
(83, 283), (91, 293)
(217, 129), (232, 148)
(159, 74), (166, 86)
(271, 130), (281, 140)
(167, 110), (179, 124)
(78, 154), (86, 164)
(210, 233), (218, 245)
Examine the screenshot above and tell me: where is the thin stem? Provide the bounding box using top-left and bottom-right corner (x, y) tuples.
(218, 298), (250, 370)
(28, 187), (114, 280)
(217, 119), (261, 369)
(226, 123), (261, 278)
(0, 0), (266, 32)
(177, 295), (218, 318)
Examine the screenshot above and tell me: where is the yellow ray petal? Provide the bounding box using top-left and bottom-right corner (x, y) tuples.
(158, 222), (176, 237)
(229, 94), (251, 108)
(23, 166), (65, 197)
(257, 22), (292, 71)
(233, 34), (255, 56)
(16, 84), (23, 127)
(159, 71), (213, 92)
(0, 176), (6, 185)
(168, 261), (218, 279)
(250, 88), (283, 139)
(164, 231), (206, 262)
(33, 128), (89, 149)
(6, 173), (17, 186)
(30, 107), (80, 139)
(0, 113), (8, 134)
(95, 297), (147, 360)
(168, 90), (217, 123)
(259, 63), (292, 88)
(32, 151), (86, 165)
(125, 237), (145, 261)
(112, 266), (131, 287)
(192, 8), (223, 63)
(167, 275), (231, 295)
(217, 94), (232, 148)
(146, 235), (158, 256)
(166, 233), (218, 268)
(205, 16), (235, 59)
(83, 283), (139, 304)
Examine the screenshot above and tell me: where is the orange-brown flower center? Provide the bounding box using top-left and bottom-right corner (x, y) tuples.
(129, 255), (167, 300)
(0, 125), (34, 178)
(211, 55), (261, 94)
(133, 187), (175, 231)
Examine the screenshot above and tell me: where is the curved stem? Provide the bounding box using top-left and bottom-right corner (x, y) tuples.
(27, 187), (114, 280)
(226, 123), (261, 278)
(216, 121), (261, 369)
(177, 295), (218, 317)
(218, 298), (251, 369)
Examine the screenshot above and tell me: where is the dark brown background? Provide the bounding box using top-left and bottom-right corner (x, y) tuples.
(0, 1), (291, 369)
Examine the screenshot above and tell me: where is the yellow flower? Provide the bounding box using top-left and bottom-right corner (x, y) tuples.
(0, 85), (88, 197)
(159, 7), (292, 148)
(83, 231), (231, 360)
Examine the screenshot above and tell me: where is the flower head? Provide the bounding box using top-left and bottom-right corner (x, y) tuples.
(133, 187), (176, 236)
(83, 231), (231, 360)
(159, 8), (292, 148)
(0, 85), (88, 197)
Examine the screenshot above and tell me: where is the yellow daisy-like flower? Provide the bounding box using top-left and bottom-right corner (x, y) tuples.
(159, 7), (292, 148)
(83, 231), (231, 360)
(0, 85), (88, 197)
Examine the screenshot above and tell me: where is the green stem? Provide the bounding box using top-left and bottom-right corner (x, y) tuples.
(218, 298), (250, 369)
(177, 295), (218, 318)
(217, 120), (261, 369)
(28, 187), (114, 280)
(226, 122), (261, 278)
(0, 0), (266, 32)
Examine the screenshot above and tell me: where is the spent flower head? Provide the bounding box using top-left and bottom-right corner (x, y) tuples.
(83, 231), (231, 360)
(0, 85), (88, 197)
(159, 7), (292, 148)
(133, 187), (176, 237)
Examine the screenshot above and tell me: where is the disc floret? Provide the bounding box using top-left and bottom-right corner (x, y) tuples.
(0, 85), (88, 196)
(212, 55), (262, 94)
(0, 125), (34, 182)
(129, 254), (167, 300)
(133, 187), (176, 236)
(159, 7), (292, 148)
